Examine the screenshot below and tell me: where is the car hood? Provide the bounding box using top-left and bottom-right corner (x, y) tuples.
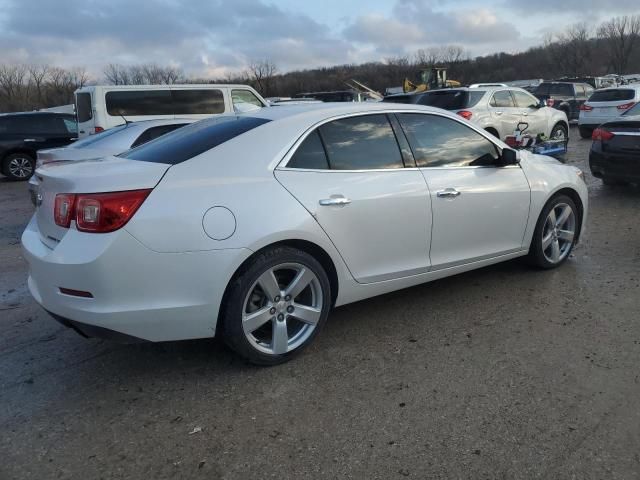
(520, 150), (563, 166)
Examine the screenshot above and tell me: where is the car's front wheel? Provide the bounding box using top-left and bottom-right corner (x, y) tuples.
(221, 246), (331, 365)
(528, 195), (579, 269)
(2, 153), (35, 181)
(550, 123), (568, 141)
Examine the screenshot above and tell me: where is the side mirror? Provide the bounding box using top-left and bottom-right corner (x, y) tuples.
(500, 148), (519, 166)
(536, 99), (545, 108)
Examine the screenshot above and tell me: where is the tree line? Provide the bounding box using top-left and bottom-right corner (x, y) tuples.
(0, 15), (639, 112)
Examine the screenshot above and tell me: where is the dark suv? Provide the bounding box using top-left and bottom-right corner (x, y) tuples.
(0, 112), (77, 181)
(533, 82), (593, 121)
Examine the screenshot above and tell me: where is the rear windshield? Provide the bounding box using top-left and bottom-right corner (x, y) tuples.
(122, 116), (270, 165)
(382, 95), (415, 104)
(69, 124), (128, 148)
(588, 89), (635, 102)
(76, 92), (92, 122)
(415, 90), (485, 110)
(535, 83), (574, 96)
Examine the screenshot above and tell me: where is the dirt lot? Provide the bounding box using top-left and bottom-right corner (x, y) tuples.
(1, 128), (640, 479)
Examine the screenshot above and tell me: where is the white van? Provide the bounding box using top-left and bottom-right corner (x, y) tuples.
(74, 84), (268, 137)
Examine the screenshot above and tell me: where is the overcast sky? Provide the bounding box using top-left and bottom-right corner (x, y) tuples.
(0, 0), (638, 79)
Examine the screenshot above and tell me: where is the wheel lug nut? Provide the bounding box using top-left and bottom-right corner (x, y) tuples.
(287, 306), (294, 313)
(269, 307), (276, 315)
(277, 314), (285, 321)
(274, 295), (281, 302)
(285, 295), (291, 301)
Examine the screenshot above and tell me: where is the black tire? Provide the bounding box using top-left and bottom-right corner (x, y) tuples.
(528, 194), (579, 269)
(2, 153), (35, 181)
(550, 123), (568, 141)
(578, 127), (592, 139)
(221, 246), (331, 366)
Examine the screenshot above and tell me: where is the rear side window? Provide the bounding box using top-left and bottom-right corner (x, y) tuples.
(589, 89), (635, 102)
(123, 116), (270, 165)
(288, 130), (329, 169)
(172, 90), (224, 114)
(76, 92), (92, 122)
(131, 124), (188, 148)
(318, 114), (403, 170)
(106, 90), (172, 116)
(398, 113), (499, 168)
(548, 84), (574, 96)
(490, 91), (515, 108)
(512, 90), (539, 108)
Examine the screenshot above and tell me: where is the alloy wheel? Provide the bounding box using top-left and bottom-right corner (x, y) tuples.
(541, 203), (575, 264)
(242, 262), (323, 355)
(8, 157), (33, 179)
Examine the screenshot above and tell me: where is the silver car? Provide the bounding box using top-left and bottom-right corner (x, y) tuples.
(385, 87), (569, 141)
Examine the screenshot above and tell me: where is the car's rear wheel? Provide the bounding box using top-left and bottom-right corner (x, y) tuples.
(2, 153), (35, 181)
(550, 123), (568, 141)
(221, 246), (331, 365)
(528, 195), (578, 269)
(578, 127), (592, 139)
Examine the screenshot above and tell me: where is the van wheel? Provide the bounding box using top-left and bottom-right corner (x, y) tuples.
(2, 153), (35, 181)
(579, 127), (592, 139)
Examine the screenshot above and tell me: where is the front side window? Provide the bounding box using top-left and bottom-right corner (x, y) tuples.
(490, 91), (515, 108)
(512, 90), (539, 108)
(232, 90), (263, 113)
(318, 114), (403, 170)
(397, 113), (499, 168)
(106, 90), (172, 116)
(63, 118), (78, 134)
(172, 89), (224, 114)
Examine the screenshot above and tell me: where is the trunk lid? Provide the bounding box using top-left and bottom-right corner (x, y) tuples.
(601, 119), (640, 154)
(34, 156), (170, 248)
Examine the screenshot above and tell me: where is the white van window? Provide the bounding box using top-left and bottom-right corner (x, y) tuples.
(76, 93), (92, 122)
(106, 90), (173, 116)
(172, 89), (224, 114)
(232, 89), (263, 113)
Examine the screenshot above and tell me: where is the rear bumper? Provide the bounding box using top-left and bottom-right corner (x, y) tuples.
(22, 215), (252, 342)
(589, 149), (640, 182)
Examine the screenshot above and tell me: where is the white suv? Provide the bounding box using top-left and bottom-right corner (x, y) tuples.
(384, 87), (569, 141)
(578, 85), (640, 138)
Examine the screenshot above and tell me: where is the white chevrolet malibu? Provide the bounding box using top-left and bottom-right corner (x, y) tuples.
(23, 103), (588, 365)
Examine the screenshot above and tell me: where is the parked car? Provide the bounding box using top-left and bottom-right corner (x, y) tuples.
(556, 76), (615, 90)
(23, 103), (587, 365)
(0, 112), (78, 181)
(578, 85), (640, 138)
(28, 118), (197, 204)
(589, 102), (640, 185)
(533, 81), (593, 121)
(74, 84), (267, 137)
(384, 87), (569, 141)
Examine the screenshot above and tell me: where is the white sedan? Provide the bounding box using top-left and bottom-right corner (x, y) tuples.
(22, 104), (588, 365)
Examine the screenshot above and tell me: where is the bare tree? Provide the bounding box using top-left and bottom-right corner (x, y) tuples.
(598, 15), (640, 73)
(246, 59), (278, 96)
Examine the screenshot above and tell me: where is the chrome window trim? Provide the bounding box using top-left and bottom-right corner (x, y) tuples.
(276, 109), (512, 172)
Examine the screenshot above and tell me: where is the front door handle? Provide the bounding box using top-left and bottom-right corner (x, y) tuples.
(494, 111), (503, 115)
(436, 188), (461, 198)
(319, 196), (351, 207)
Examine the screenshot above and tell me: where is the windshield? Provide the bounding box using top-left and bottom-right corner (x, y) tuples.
(121, 116), (271, 165)
(69, 124), (128, 148)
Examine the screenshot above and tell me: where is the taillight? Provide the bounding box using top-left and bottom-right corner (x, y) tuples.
(617, 102), (635, 110)
(93, 126), (104, 134)
(76, 190), (151, 233)
(592, 128), (615, 141)
(546, 98), (555, 107)
(457, 110), (473, 120)
(54, 194), (76, 227)
(54, 189), (151, 233)
(579, 104), (593, 111)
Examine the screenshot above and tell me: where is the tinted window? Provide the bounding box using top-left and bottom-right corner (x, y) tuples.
(131, 123), (187, 148)
(382, 94), (416, 104)
(288, 130), (329, 169)
(490, 91), (515, 108)
(1, 115), (69, 135)
(416, 90), (484, 110)
(106, 90), (172, 116)
(589, 89), (635, 102)
(512, 90), (539, 108)
(534, 84), (550, 96)
(319, 114), (403, 170)
(398, 113), (499, 168)
(172, 89), (224, 114)
(548, 84), (574, 96)
(123, 116), (270, 165)
(63, 118), (78, 134)
(76, 92), (92, 122)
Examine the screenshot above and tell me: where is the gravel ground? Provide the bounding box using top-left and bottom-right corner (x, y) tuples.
(1, 127), (640, 479)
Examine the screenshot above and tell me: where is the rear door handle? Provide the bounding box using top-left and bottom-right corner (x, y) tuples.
(494, 111), (503, 115)
(521, 112), (529, 116)
(436, 188), (461, 198)
(319, 196), (351, 207)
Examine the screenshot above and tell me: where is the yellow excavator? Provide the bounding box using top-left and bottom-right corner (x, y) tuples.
(403, 66), (461, 93)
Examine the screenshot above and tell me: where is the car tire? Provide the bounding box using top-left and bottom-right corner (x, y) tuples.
(528, 194), (579, 269)
(578, 127), (592, 139)
(221, 246), (331, 365)
(2, 153), (35, 181)
(550, 123), (568, 141)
